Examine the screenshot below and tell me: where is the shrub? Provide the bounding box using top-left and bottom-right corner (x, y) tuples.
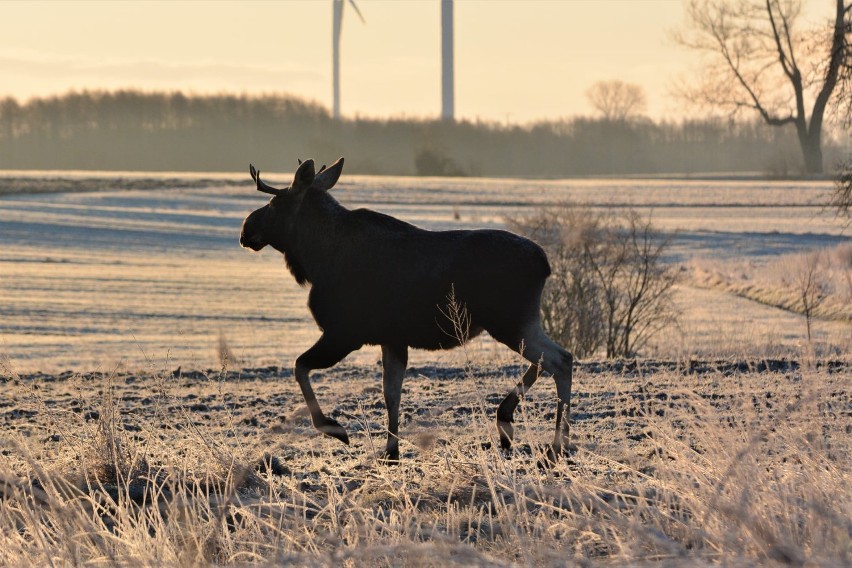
(414, 147), (467, 177)
(506, 207), (604, 358)
(508, 204), (678, 359)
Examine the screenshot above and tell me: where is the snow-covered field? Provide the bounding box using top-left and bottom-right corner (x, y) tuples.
(1, 172), (849, 373)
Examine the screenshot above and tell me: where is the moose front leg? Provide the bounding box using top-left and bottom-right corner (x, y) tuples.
(294, 335), (356, 445)
(380, 344), (408, 463)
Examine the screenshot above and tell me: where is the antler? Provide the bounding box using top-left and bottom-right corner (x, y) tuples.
(249, 164), (284, 196)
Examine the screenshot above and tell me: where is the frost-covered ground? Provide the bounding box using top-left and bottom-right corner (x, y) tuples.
(1, 171), (849, 373)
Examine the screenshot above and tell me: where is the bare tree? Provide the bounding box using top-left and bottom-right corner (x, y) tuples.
(832, 11), (852, 122)
(586, 80), (648, 121)
(676, 0), (851, 174)
(830, 25), (852, 221)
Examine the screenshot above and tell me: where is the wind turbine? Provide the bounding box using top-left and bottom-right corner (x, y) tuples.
(332, 0), (364, 120)
(441, 0), (454, 121)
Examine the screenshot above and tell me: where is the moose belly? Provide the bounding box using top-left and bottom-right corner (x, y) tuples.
(308, 284), (486, 350)
(392, 321), (485, 351)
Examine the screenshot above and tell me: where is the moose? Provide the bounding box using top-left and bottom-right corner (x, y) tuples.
(240, 157), (574, 462)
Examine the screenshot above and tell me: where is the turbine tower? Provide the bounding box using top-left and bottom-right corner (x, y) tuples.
(332, 0), (364, 120)
(441, 0), (455, 121)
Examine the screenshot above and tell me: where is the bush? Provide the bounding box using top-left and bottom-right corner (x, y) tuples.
(508, 204), (678, 359)
(506, 207), (604, 358)
(413, 147), (467, 177)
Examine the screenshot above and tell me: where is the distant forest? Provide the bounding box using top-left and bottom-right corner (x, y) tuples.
(0, 90), (846, 177)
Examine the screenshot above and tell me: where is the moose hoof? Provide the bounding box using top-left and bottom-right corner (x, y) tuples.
(537, 443), (577, 469)
(379, 449), (400, 465)
(537, 449), (559, 469)
(318, 418), (350, 445)
(497, 419), (514, 453)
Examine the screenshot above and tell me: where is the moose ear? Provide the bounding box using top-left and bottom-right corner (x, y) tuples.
(293, 159), (316, 188)
(312, 157), (344, 192)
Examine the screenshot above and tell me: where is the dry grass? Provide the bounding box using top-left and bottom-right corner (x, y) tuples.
(0, 358), (849, 566)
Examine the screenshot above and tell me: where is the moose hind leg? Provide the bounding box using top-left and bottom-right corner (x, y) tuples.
(496, 363), (540, 452)
(519, 325), (574, 456)
(295, 334), (356, 445)
(381, 344), (408, 463)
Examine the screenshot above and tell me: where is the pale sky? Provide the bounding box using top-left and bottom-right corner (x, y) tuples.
(0, 0), (835, 123)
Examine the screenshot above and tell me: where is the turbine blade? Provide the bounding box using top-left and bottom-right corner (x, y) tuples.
(348, 0), (365, 23)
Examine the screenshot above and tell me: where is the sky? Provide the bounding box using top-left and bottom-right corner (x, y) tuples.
(0, 0), (835, 123)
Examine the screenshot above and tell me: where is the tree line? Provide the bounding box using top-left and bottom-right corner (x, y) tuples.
(0, 90), (846, 177)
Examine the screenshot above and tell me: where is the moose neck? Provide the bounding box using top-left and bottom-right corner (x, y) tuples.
(285, 190), (348, 286)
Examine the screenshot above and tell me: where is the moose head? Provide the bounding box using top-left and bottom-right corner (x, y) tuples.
(239, 158), (344, 252)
